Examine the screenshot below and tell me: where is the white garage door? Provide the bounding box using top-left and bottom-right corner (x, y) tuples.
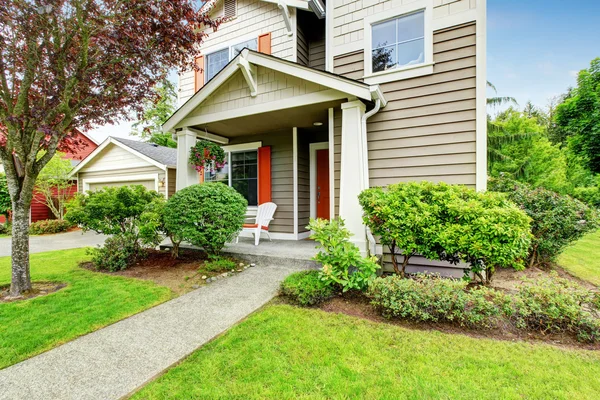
(88, 180), (155, 192)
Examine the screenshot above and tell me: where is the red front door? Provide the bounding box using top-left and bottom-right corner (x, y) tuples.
(316, 149), (330, 220)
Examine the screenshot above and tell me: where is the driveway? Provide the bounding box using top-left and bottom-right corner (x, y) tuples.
(0, 230), (108, 257)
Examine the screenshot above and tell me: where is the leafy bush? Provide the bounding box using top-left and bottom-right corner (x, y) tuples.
(88, 233), (146, 272)
(0, 223), (10, 235)
(308, 218), (379, 292)
(367, 274), (506, 328)
(202, 255), (237, 272)
(29, 219), (72, 235)
(66, 185), (162, 235)
(571, 186), (600, 209)
(509, 273), (600, 342)
(280, 270), (336, 306)
(489, 177), (599, 267)
(139, 197), (183, 258)
(163, 183), (247, 255)
(360, 181), (532, 283)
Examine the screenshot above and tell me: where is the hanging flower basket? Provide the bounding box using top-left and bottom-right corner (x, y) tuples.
(189, 140), (226, 173)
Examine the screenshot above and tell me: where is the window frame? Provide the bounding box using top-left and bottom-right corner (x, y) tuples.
(363, 1), (434, 84)
(204, 36), (259, 84)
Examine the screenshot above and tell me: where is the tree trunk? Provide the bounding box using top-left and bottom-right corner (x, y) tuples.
(9, 201), (32, 296)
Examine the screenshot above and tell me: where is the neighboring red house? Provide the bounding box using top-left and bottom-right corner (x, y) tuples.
(30, 129), (98, 222)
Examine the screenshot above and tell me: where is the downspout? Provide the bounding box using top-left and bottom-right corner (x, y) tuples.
(361, 97), (381, 257)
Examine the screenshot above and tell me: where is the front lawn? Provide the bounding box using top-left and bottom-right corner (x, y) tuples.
(558, 230), (600, 286)
(133, 305), (600, 399)
(0, 248), (173, 369)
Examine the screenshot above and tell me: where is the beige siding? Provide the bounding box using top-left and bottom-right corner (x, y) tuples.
(332, 0), (476, 50)
(78, 166), (167, 197)
(296, 130), (310, 233)
(179, 0), (296, 104)
(334, 23), (477, 189)
(308, 38), (326, 71)
(167, 168), (177, 198)
(80, 144), (153, 173)
(297, 24), (309, 66)
(227, 131), (294, 234)
(186, 66), (331, 119)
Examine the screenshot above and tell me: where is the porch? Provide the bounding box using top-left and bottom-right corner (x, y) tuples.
(164, 49), (386, 253)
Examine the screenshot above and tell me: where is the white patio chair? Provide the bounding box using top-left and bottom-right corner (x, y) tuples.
(236, 202), (277, 246)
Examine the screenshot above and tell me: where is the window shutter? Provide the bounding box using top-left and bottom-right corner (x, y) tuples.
(258, 33), (272, 55)
(258, 146), (271, 204)
(194, 56), (204, 91)
(224, 0), (236, 18)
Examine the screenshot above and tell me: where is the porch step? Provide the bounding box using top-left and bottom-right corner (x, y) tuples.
(160, 238), (321, 270)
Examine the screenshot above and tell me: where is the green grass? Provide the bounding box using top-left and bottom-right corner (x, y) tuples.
(133, 305), (600, 400)
(0, 248), (173, 369)
(558, 230), (600, 286)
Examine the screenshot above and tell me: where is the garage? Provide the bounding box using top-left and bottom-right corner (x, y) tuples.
(70, 137), (177, 197)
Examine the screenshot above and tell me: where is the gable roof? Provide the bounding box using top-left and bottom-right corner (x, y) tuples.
(70, 137), (177, 176)
(163, 49), (386, 133)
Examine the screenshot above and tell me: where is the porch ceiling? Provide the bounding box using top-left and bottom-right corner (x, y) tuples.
(190, 99), (342, 137)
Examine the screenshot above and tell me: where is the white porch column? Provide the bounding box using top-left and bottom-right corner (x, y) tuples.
(176, 128), (199, 191)
(339, 100), (368, 253)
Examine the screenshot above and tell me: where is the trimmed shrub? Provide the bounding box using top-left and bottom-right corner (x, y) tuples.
(367, 274), (507, 328)
(89, 233), (145, 272)
(139, 197), (183, 258)
(0, 223), (10, 235)
(308, 218), (379, 292)
(509, 273), (600, 342)
(163, 183), (247, 255)
(29, 219), (72, 235)
(489, 177), (599, 267)
(360, 181), (532, 283)
(571, 186), (600, 209)
(280, 271), (336, 306)
(202, 255), (237, 272)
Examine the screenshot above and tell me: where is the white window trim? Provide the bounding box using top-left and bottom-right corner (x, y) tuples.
(208, 141), (262, 207)
(204, 34), (259, 84)
(82, 173), (160, 193)
(363, 0), (434, 85)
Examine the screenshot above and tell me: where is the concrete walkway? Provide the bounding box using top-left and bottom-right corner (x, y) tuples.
(0, 262), (307, 400)
(0, 230), (107, 257)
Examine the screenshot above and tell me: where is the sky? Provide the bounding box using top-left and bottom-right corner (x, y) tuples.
(86, 0), (600, 142)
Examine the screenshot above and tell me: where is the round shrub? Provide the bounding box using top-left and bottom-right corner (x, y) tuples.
(280, 270), (336, 306)
(29, 219), (72, 235)
(489, 177), (599, 267)
(163, 183), (247, 255)
(89, 233), (145, 272)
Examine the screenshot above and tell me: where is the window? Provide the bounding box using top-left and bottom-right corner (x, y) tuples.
(371, 11), (425, 73)
(204, 38), (258, 83)
(205, 150), (258, 206)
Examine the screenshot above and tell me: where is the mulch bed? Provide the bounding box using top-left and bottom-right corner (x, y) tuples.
(0, 282), (67, 303)
(81, 249), (244, 295)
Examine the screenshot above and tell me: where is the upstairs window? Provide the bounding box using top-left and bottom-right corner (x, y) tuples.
(205, 38), (258, 83)
(371, 11), (425, 73)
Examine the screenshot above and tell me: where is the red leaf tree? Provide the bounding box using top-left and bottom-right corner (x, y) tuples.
(0, 0), (218, 296)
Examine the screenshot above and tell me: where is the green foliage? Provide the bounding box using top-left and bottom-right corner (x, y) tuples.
(202, 255), (237, 272)
(509, 273), (600, 342)
(139, 196), (183, 258)
(29, 219), (72, 235)
(571, 185), (600, 209)
(163, 183), (247, 255)
(308, 218), (379, 292)
(131, 78), (177, 148)
(65, 185), (162, 235)
(0, 222), (10, 235)
(555, 58), (600, 173)
(368, 274), (506, 328)
(0, 174), (11, 218)
(280, 270), (336, 306)
(35, 152), (74, 220)
(489, 177), (599, 267)
(359, 182), (532, 283)
(89, 233), (146, 272)
(188, 140), (226, 173)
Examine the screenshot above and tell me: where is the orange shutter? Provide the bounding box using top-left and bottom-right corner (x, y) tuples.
(258, 146), (271, 204)
(194, 56), (204, 91)
(258, 33), (271, 55)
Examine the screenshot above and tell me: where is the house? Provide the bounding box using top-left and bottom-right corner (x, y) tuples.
(29, 129), (98, 222)
(70, 137), (177, 197)
(165, 0), (486, 276)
